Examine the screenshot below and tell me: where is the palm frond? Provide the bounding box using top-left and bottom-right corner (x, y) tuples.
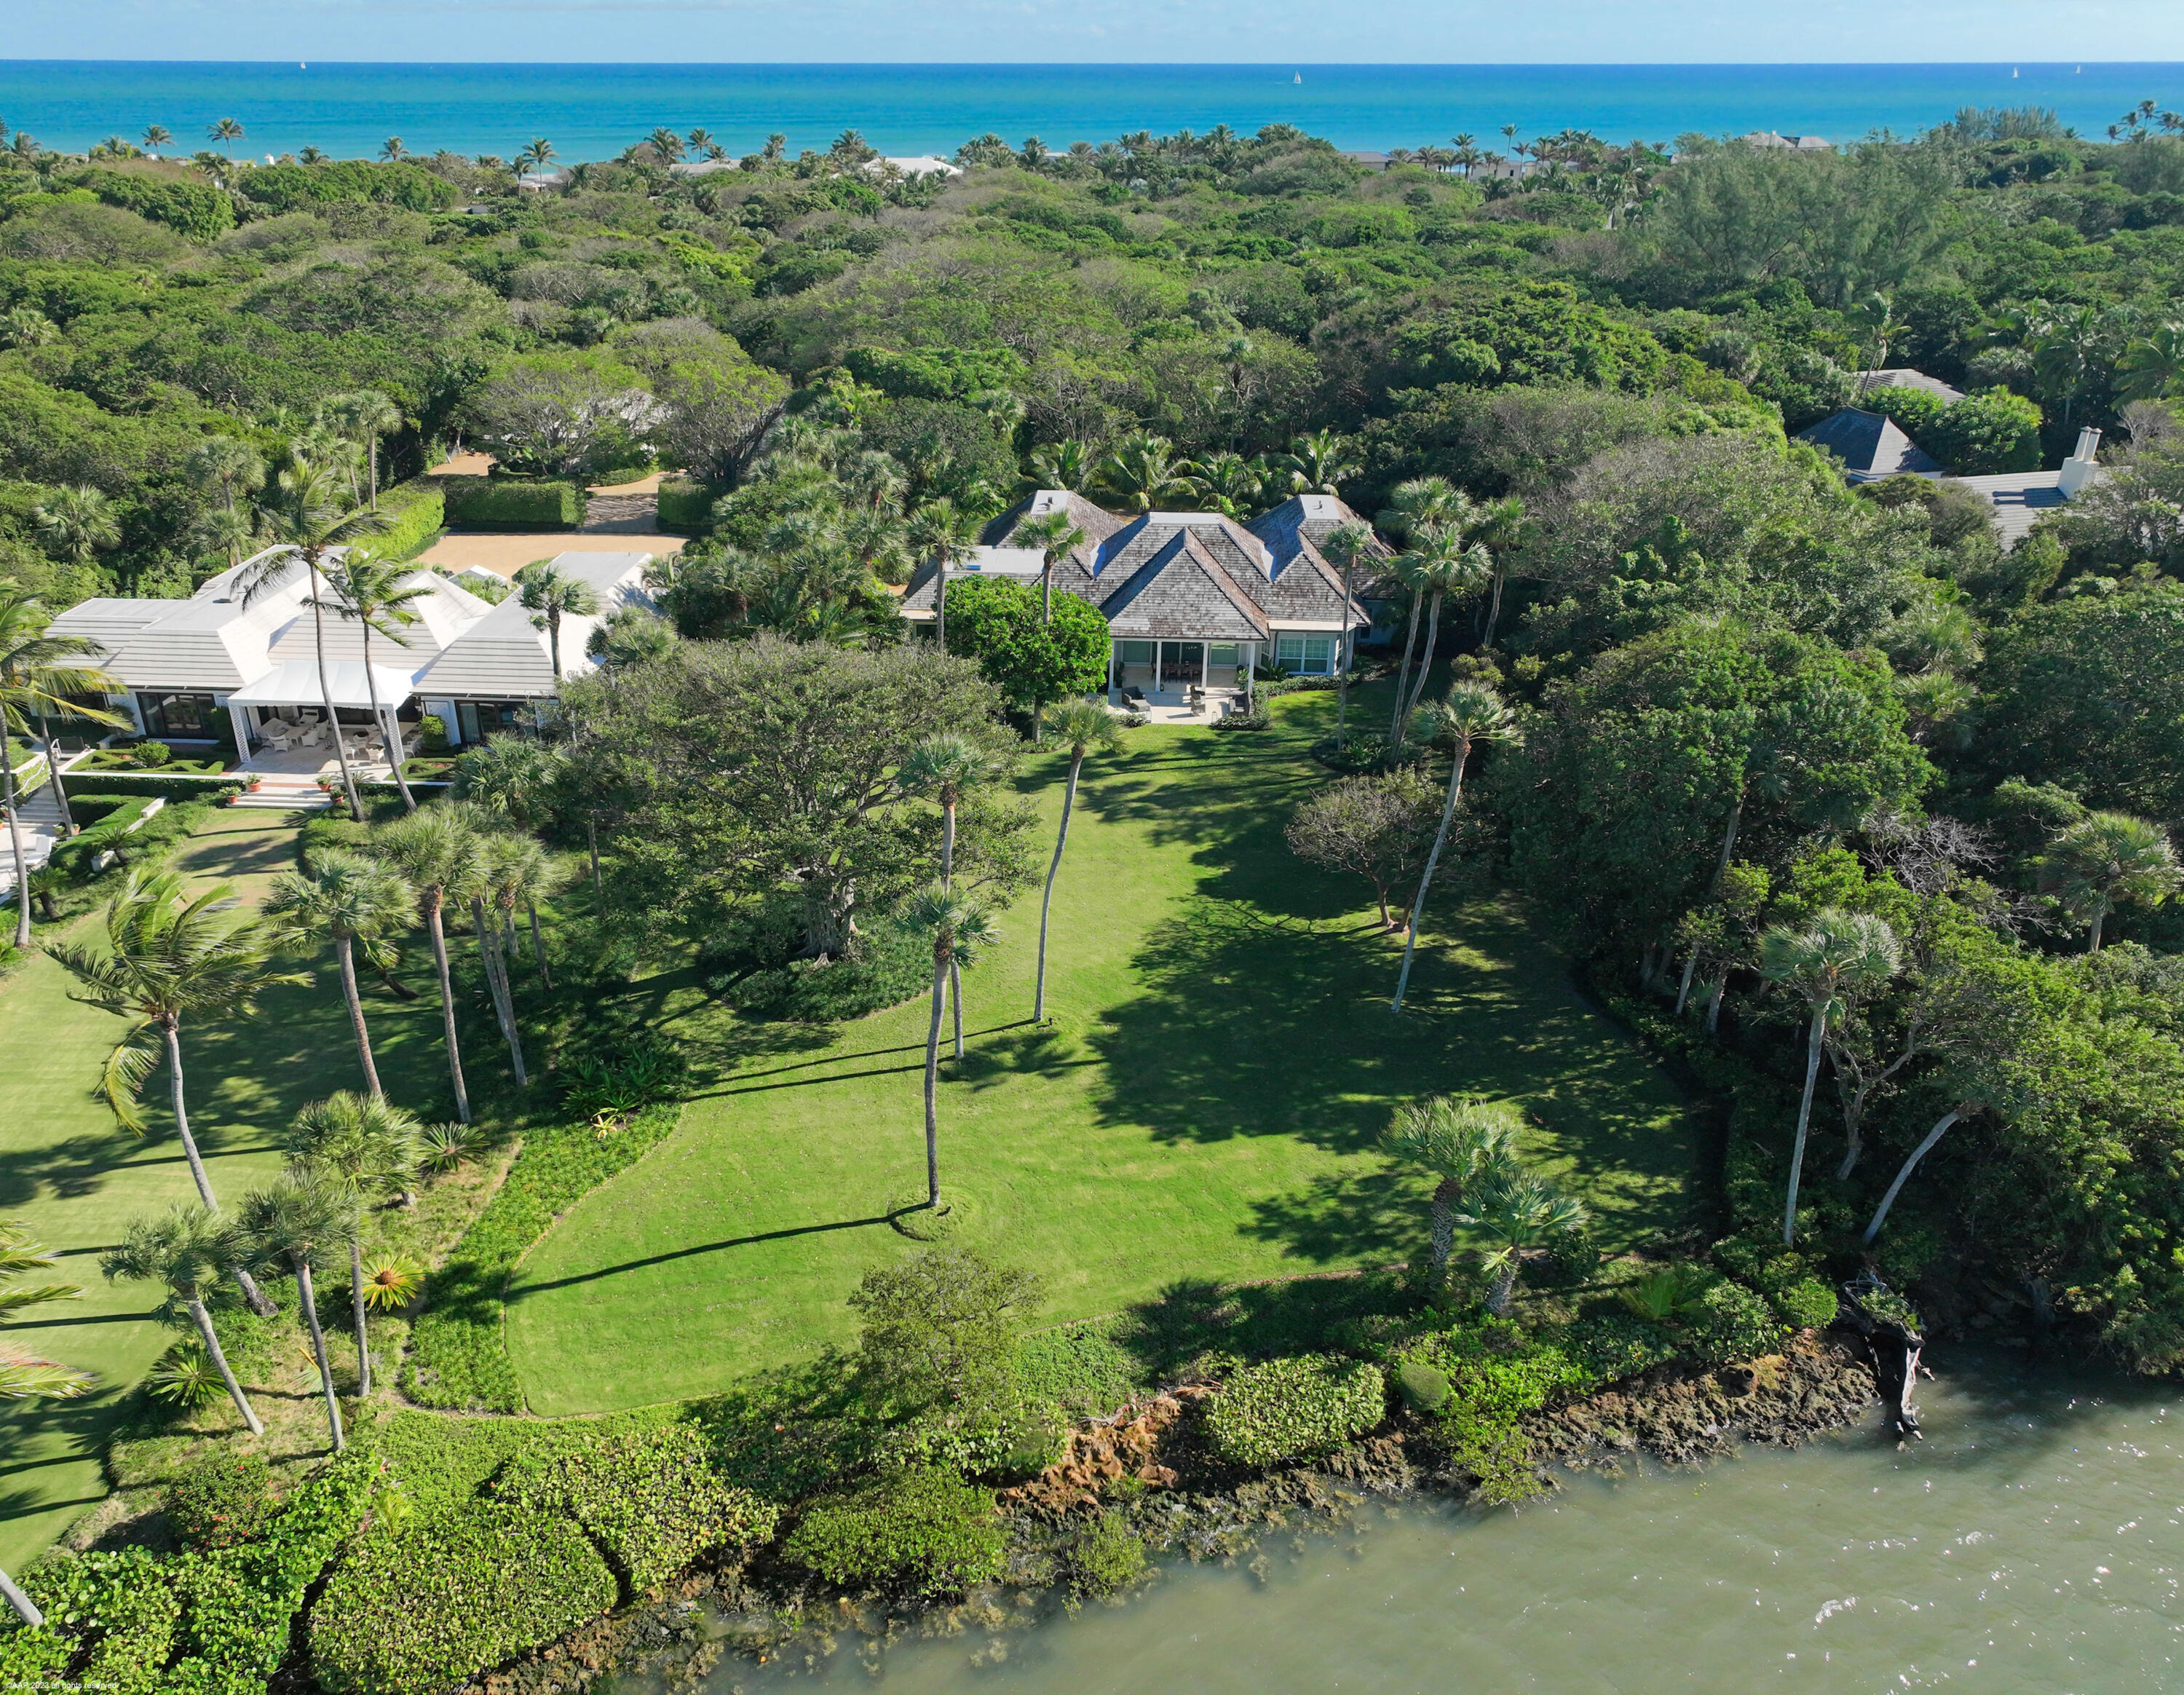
(0, 1350), (95, 1400)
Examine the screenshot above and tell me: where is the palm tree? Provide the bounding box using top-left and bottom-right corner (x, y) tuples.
(141, 124), (173, 151)
(237, 1174), (355, 1450)
(285, 1091), (422, 1396)
(687, 127), (716, 155)
(1382, 1096), (1523, 1277)
(103, 1205), (262, 1435)
(1, 580), (127, 943)
(1458, 1167), (1587, 1313)
(517, 561), (598, 688)
(1397, 528), (1492, 729)
(2116, 323), (2184, 402)
(1375, 477), (1465, 748)
(901, 735), (992, 1058)
(481, 829), (552, 984)
(183, 435), (266, 526)
(1009, 509), (1087, 625)
(379, 137), (406, 162)
(907, 499), (978, 649)
(53, 872), (304, 1311)
(240, 463), (389, 822)
(1467, 494), (1527, 648)
(326, 390), (403, 509)
(468, 827), (537, 1086)
(1760, 909), (1901, 1246)
(1033, 700), (1120, 1023)
(373, 807), (478, 1121)
(647, 126), (686, 162)
(1321, 521), (1374, 751)
(1027, 440), (1095, 492)
(2036, 811), (2180, 952)
(261, 849), (415, 1097)
(901, 882), (999, 1212)
(1100, 432), (1192, 513)
(208, 117), (245, 159)
(1, 1224), (94, 1627)
(1281, 428), (1358, 495)
(32, 484), (120, 569)
(1392, 684), (1520, 1014)
(312, 550), (432, 811)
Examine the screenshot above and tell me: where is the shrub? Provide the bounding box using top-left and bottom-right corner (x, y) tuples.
(438, 475), (587, 528)
(656, 477), (713, 533)
(490, 1424), (780, 1595)
(3, 1549), (179, 1694)
(128, 740), (173, 769)
(559, 1038), (687, 1123)
(1560, 1313), (1679, 1384)
(1064, 1512), (1147, 1599)
(1206, 1354), (1386, 1468)
(877, 1398), (1067, 1481)
(416, 714), (450, 755)
(1014, 1321), (1142, 1416)
(782, 1467), (1004, 1595)
(309, 1504), (615, 1695)
(1211, 702), (1271, 731)
(1618, 1263), (1714, 1324)
(1392, 1319), (1590, 1505)
(1396, 1358), (1452, 1412)
(145, 1339), (223, 1409)
(165, 1450), (276, 1552)
(1771, 1277), (1840, 1329)
(1686, 1280), (1787, 1364)
(850, 1246), (1043, 1425)
(373, 481), (446, 559)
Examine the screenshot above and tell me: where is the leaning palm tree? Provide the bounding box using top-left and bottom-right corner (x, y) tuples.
(1034, 700), (1121, 1023)
(1, 1225), (93, 1627)
(1382, 1096), (1524, 1278)
(240, 462), (389, 822)
(312, 550), (434, 811)
(103, 1204), (263, 1435)
(1458, 1166), (1588, 1313)
(371, 807), (480, 1122)
(901, 882), (999, 1212)
(1759, 908), (1901, 1246)
(53, 873), (305, 1313)
(1397, 529), (1492, 728)
(1392, 684), (1521, 1014)
(285, 1092), (422, 1396)
(237, 1173), (355, 1451)
(0, 578), (127, 943)
(518, 561), (597, 687)
(2036, 810), (2180, 952)
(261, 849), (415, 1097)
(901, 735), (994, 1059)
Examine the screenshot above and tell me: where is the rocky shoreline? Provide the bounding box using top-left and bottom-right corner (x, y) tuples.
(457, 1332), (1880, 1694)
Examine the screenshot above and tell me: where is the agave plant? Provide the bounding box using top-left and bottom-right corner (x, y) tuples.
(360, 1253), (423, 1311)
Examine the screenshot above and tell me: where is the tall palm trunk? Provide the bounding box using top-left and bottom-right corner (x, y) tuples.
(1334, 550), (1360, 751)
(1864, 1103), (1969, 1244)
(1034, 749), (1085, 1022)
(1428, 1174), (1458, 1274)
(2087, 908), (2107, 952)
(185, 1289), (263, 1435)
(528, 904), (553, 988)
(307, 564), (363, 823)
(1782, 1007), (1827, 1246)
(1402, 590), (1445, 724)
(350, 1238), (373, 1396)
(1481, 566), (1507, 649)
(935, 568), (949, 649)
(423, 892), (470, 1123)
(585, 817), (601, 896)
(1705, 978), (1728, 1034)
(922, 949), (947, 1209)
(942, 799), (962, 1059)
(360, 621), (414, 813)
(0, 1564), (42, 1629)
(37, 708), (75, 836)
(1486, 1260), (1518, 1314)
(164, 1022), (277, 1315)
(546, 612), (563, 683)
(368, 439), (381, 510)
(293, 1255), (344, 1450)
(333, 933), (381, 1097)
(1391, 739), (1476, 1014)
(1387, 590), (1424, 748)
(4, 758), (28, 949)
(471, 895), (526, 1086)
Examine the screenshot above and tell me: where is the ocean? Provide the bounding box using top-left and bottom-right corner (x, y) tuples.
(1, 61), (2180, 165)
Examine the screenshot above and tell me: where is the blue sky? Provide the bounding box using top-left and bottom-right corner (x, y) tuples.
(9, 1), (2184, 65)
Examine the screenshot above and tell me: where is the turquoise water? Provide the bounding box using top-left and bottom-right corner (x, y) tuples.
(3, 62), (2182, 164)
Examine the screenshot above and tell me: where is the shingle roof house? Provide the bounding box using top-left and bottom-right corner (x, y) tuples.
(902, 491), (1379, 699)
(1795, 408), (1944, 481)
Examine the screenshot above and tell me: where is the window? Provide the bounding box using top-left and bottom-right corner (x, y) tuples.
(1208, 643), (1240, 667)
(455, 701), (523, 744)
(1117, 641), (1155, 666)
(1275, 635), (1334, 675)
(138, 692), (216, 738)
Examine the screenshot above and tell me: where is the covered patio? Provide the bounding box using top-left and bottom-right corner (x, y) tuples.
(224, 660), (418, 773)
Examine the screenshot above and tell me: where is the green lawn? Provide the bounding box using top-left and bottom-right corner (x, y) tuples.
(0, 812), (456, 1573)
(505, 691), (1701, 1417)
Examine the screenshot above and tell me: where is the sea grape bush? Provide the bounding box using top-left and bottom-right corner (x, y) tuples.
(1205, 1354), (1386, 1468)
(781, 1466), (1005, 1595)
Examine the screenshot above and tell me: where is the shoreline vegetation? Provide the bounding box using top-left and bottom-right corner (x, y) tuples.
(4, 88), (2183, 1695)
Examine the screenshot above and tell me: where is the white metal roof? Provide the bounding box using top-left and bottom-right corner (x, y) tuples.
(414, 552), (652, 699)
(226, 660), (420, 710)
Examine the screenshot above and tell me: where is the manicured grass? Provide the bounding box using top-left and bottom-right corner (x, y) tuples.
(0, 812), (459, 1573)
(505, 689), (1701, 1417)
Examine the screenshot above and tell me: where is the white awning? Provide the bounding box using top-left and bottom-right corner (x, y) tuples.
(225, 660), (418, 710)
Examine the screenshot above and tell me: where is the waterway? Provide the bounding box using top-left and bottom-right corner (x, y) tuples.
(695, 1352), (2178, 1694)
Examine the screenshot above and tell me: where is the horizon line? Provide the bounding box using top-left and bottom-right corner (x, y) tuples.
(3, 58), (2182, 69)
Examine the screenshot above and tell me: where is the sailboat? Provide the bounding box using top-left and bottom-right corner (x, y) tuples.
(1294, 72), (1302, 84)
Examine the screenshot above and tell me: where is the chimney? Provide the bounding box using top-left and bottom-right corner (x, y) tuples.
(2058, 427), (2102, 497)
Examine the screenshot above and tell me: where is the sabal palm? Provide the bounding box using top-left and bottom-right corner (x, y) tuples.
(901, 883), (999, 1210)
(32, 484), (119, 566)
(183, 435), (266, 526)
(0, 579), (127, 941)
(2037, 810), (2180, 952)
(1101, 433), (1192, 513)
(327, 391), (402, 507)
(373, 807), (481, 1121)
(901, 735), (993, 1056)
(1398, 529), (1492, 729)
(312, 550), (432, 811)
(1392, 684), (1520, 1014)
(103, 1205), (262, 1434)
(907, 499), (978, 647)
(285, 1091), (423, 1396)
(262, 849), (415, 1097)
(1034, 700), (1120, 1022)
(1027, 440), (1095, 492)
(472, 827), (543, 1083)
(1383, 1096), (1522, 1275)
(1281, 428), (1358, 495)
(1458, 1168), (1588, 1313)
(237, 1174), (355, 1450)
(1760, 908), (1901, 1245)
(1321, 521), (1375, 749)
(1010, 510), (1087, 624)
(241, 463), (390, 822)
(1466, 494), (1527, 648)
(1377, 478), (1465, 743)
(518, 563), (597, 686)
(53, 874), (304, 1318)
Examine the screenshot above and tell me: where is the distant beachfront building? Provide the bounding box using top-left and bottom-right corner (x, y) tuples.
(1741, 132), (1835, 152)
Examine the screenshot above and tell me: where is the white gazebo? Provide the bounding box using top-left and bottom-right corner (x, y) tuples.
(224, 660), (417, 766)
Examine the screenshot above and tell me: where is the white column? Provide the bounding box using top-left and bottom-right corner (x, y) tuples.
(1107, 642), (1117, 699)
(1154, 644), (1163, 694)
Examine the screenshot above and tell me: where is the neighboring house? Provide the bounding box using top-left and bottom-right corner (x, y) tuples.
(866, 157), (962, 178)
(1795, 408), (1944, 481)
(901, 491), (1380, 700)
(1952, 427), (2110, 545)
(1741, 132), (1834, 152)
(665, 159), (737, 178)
(1856, 368), (1967, 405)
(43, 549), (652, 760)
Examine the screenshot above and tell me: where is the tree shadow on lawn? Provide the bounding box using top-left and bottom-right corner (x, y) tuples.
(0, 1126), (143, 1210)
(1114, 1269), (1420, 1380)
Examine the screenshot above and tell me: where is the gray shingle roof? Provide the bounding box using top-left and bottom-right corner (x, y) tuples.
(1099, 534), (1269, 641)
(1857, 368), (1966, 405)
(1795, 408), (1942, 481)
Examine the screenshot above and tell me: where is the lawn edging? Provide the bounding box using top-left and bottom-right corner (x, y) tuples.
(403, 1104), (682, 1413)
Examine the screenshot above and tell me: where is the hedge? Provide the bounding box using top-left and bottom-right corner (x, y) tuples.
(782, 1467), (1004, 1595)
(403, 1105), (679, 1411)
(654, 478), (713, 534)
(309, 1504), (614, 1695)
(373, 480), (445, 559)
(438, 475), (587, 529)
(1206, 1354), (1385, 1469)
(78, 167), (234, 241)
(60, 771), (238, 800)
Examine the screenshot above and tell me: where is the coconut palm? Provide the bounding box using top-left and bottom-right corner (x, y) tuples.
(1382, 1096), (1524, 1277)
(285, 1091), (423, 1396)
(31, 484), (119, 569)
(311, 550), (433, 811)
(2036, 810), (2180, 952)
(141, 124), (173, 151)
(237, 1174), (355, 1450)
(1457, 1166), (1588, 1314)
(1027, 439), (1095, 492)
(1, 1218), (94, 1402)
(1034, 699), (1121, 1023)
(53, 873), (304, 1312)
(240, 462), (391, 822)
(1099, 432), (1193, 513)
(379, 137), (407, 162)
(183, 435), (266, 527)
(1760, 908), (1902, 1246)
(907, 498), (978, 649)
(1397, 528), (1492, 727)
(516, 561), (597, 687)
(901, 735), (994, 1057)
(261, 849), (415, 1097)
(1280, 428), (1358, 495)
(103, 1205), (262, 1435)
(372, 807), (481, 1122)
(207, 116), (245, 159)
(1, 579), (127, 942)
(1392, 684), (1521, 1014)
(2116, 323), (2184, 402)
(325, 390), (403, 508)
(1009, 509), (1087, 625)
(901, 882), (1000, 1212)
